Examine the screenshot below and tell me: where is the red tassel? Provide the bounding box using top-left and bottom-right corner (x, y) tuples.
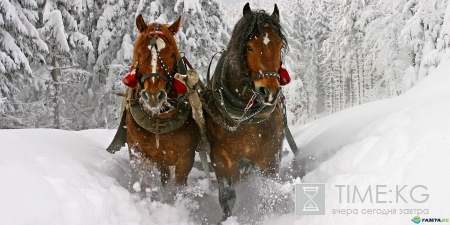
(279, 67), (291, 86)
(122, 65), (139, 88)
(173, 78), (188, 95)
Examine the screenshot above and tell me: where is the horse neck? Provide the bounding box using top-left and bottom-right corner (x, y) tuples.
(220, 54), (254, 102)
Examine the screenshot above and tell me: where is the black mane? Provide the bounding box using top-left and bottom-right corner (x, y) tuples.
(224, 9), (288, 73)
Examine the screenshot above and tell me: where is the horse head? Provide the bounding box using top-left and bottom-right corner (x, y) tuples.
(238, 3), (286, 105)
(133, 15), (182, 114)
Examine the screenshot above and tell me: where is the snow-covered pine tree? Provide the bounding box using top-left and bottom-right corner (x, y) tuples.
(82, 0), (137, 129)
(301, 0), (332, 119)
(195, 0), (231, 75)
(319, 0), (377, 112)
(338, 0), (368, 108)
(320, 48), (336, 114)
(401, 0), (447, 86)
(438, 0), (450, 60)
(0, 93), (5, 114)
(0, 0), (48, 128)
(77, 0), (103, 71)
(319, 0), (342, 114)
(279, 0), (310, 123)
(308, 0), (331, 115)
(361, 0), (410, 98)
(36, 0), (92, 129)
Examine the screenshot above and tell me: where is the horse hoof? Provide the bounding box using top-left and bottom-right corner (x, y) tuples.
(220, 215), (237, 224)
(220, 215), (228, 223)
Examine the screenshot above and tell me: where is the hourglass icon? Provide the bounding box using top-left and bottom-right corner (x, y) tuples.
(303, 186), (319, 211)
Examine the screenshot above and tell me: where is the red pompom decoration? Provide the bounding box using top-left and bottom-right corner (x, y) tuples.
(173, 78), (188, 95)
(122, 65), (139, 88)
(122, 74), (138, 88)
(279, 67), (291, 86)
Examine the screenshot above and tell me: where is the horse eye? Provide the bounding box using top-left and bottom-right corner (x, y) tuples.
(138, 52), (142, 58)
(247, 46), (253, 52)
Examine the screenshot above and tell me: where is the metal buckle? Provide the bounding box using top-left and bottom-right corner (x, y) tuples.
(245, 92), (258, 109)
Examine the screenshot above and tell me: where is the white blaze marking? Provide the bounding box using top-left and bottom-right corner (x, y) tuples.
(263, 33), (270, 45)
(149, 37), (167, 82)
(156, 37), (166, 51)
(150, 44), (157, 75)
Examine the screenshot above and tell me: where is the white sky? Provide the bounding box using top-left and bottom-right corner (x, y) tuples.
(221, 0), (245, 7)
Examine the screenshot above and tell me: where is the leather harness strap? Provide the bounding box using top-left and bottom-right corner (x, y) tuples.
(279, 94), (299, 156)
(207, 50), (223, 89)
(249, 72), (281, 81)
(181, 56), (194, 70)
(141, 73), (170, 83)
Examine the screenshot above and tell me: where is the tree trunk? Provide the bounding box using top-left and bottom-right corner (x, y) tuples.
(51, 55), (60, 129)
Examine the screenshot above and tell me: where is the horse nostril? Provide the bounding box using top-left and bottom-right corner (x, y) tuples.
(274, 87), (281, 99)
(141, 90), (150, 101)
(258, 86), (270, 98)
(157, 90), (166, 102)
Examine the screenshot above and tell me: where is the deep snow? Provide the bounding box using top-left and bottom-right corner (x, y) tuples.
(1, 55), (450, 224)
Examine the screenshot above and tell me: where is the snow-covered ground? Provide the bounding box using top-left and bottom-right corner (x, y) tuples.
(2, 56), (450, 224)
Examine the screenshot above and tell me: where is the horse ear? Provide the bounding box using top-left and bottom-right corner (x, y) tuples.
(168, 16), (182, 34)
(271, 4), (280, 21)
(136, 14), (148, 33)
(243, 3), (251, 16)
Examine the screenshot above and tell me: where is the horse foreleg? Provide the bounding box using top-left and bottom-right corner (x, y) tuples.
(212, 153), (237, 221)
(157, 162), (170, 187)
(174, 150), (195, 187)
(129, 146), (154, 197)
(258, 158), (280, 180)
(256, 158), (282, 214)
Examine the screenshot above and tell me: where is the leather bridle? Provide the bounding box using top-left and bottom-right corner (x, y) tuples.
(135, 24), (187, 93)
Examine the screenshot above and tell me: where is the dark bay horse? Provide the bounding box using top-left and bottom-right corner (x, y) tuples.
(107, 15), (199, 196)
(203, 3), (288, 220)
(204, 3), (287, 220)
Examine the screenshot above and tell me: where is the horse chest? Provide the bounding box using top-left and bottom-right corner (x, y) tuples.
(125, 111), (197, 165)
(207, 107), (284, 160)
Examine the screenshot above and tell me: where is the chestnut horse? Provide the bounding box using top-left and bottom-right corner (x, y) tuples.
(108, 15), (198, 196)
(203, 3), (288, 220)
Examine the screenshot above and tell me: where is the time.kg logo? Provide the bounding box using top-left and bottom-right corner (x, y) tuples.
(295, 183), (325, 215)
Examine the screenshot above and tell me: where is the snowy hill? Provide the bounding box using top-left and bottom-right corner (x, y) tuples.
(1, 54), (450, 224)
(282, 52), (450, 224)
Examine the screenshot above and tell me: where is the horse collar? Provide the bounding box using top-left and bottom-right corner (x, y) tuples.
(211, 54), (276, 124)
(128, 89), (190, 134)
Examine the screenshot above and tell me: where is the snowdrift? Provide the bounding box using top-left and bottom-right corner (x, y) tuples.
(280, 53), (450, 224)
